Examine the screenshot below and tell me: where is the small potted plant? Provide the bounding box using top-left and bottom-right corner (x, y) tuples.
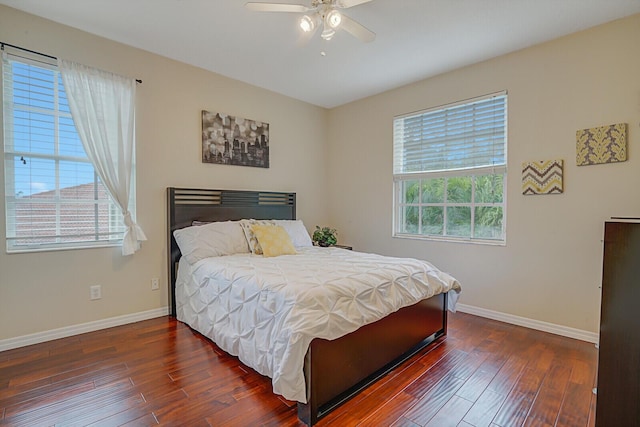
(312, 226), (338, 247)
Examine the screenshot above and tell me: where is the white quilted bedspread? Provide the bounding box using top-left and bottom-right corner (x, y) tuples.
(176, 247), (461, 403)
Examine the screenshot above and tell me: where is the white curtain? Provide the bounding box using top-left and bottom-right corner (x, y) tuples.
(58, 58), (146, 255)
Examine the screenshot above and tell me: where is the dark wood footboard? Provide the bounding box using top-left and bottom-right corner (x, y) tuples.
(298, 292), (448, 425)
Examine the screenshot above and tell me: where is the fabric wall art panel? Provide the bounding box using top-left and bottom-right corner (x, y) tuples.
(576, 123), (627, 166)
(522, 159), (563, 195)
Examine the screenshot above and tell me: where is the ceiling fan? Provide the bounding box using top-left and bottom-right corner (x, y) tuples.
(245, 0), (376, 43)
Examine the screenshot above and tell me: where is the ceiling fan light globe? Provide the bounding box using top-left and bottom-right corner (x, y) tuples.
(300, 15), (315, 32)
(321, 28), (335, 40)
(326, 9), (342, 29)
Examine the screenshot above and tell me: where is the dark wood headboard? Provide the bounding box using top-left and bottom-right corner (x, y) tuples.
(167, 188), (296, 316)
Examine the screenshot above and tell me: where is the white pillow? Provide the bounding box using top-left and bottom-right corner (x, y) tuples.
(173, 221), (250, 264)
(273, 219), (313, 248)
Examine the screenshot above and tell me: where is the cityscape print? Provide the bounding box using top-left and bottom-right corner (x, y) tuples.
(201, 110), (269, 168)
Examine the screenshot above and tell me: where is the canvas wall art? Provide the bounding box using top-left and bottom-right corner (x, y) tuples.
(522, 159), (563, 195)
(202, 111), (269, 168)
(576, 123), (627, 166)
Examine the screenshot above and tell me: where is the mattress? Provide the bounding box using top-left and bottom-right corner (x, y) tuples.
(176, 246), (461, 403)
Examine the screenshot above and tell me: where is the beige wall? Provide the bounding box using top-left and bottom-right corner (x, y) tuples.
(0, 6), (329, 341)
(327, 14), (640, 334)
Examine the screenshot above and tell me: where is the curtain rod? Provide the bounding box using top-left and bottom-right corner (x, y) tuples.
(1, 42), (142, 84)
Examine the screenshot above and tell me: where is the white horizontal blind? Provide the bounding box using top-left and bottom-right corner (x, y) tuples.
(2, 52), (126, 251)
(393, 93), (507, 175)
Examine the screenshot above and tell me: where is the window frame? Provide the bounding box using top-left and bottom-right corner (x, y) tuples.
(2, 52), (129, 253)
(392, 92), (507, 245)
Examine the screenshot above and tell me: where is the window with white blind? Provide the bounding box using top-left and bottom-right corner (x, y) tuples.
(2, 52), (130, 252)
(393, 92), (507, 243)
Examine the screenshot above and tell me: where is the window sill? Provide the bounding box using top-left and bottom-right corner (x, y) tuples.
(393, 233), (506, 246)
(7, 241), (123, 254)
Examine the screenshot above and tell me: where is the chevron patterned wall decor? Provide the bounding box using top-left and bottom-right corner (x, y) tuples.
(522, 159), (564, 195)
(576, 123), (627, 166)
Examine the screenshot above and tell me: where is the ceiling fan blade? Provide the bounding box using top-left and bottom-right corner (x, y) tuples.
(340, 14), (376, 42)
(337, 0), (373, 9)
(245, 2), (310, 13)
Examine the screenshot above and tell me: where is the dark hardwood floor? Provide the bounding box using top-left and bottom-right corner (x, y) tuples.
(0, 312), (597, 426)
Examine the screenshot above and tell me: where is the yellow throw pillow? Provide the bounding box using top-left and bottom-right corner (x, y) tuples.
(239, 219), (275, 254)
(251, 225), (297, 257)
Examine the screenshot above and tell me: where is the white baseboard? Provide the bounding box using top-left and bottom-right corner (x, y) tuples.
(1, 304), (597, 352)
(456, 303), (599, 344)
(0, 307), (169, 352)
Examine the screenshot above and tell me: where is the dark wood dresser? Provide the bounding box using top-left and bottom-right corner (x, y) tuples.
(596, 221), (640, 426)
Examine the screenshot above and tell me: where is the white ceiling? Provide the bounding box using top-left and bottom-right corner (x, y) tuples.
(2, 0), (640, 108)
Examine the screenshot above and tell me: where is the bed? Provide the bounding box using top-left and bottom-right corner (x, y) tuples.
(167, 187), (461, 425)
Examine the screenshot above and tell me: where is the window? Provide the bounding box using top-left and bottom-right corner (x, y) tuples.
(2, 53), (129, 252)
(393, 92), (507, 243)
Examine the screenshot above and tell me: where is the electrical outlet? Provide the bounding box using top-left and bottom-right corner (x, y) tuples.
(90, 285), (102, 300)
(151, 278), (159, 291)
